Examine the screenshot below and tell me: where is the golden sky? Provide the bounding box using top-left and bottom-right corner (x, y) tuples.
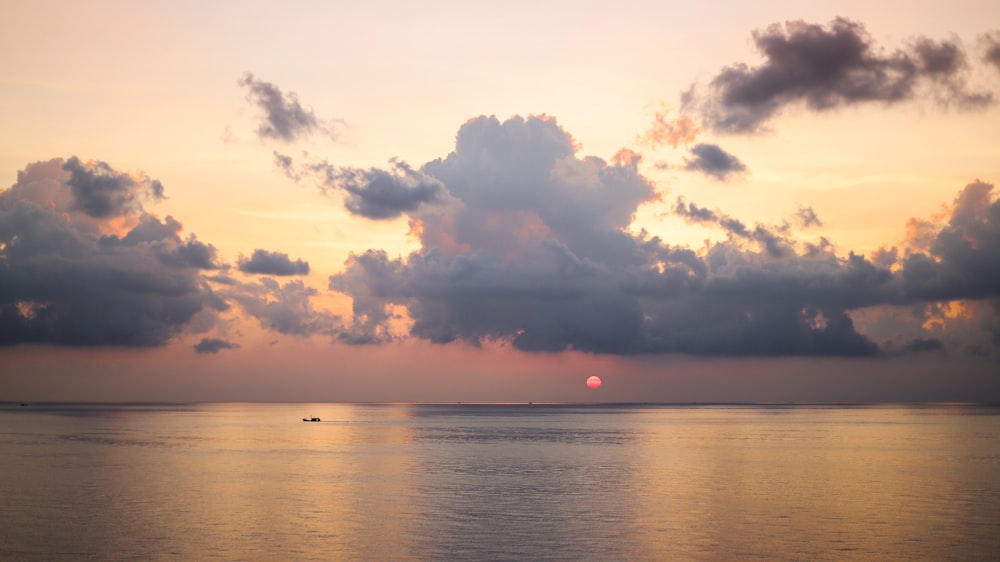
(1, 0), (999, 402)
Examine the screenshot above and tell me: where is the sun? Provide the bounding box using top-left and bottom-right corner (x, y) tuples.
(586, 375), (602, 389)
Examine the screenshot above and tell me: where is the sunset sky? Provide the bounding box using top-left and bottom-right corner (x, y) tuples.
(2, 0), (999, 402)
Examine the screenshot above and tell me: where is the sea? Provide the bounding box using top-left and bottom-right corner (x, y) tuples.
(1, 402), (998, 561)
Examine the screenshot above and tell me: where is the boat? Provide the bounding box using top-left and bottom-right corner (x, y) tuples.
(302, 417), (321, 422)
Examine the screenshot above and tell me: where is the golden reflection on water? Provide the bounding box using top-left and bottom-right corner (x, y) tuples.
(173, 403), (423, 561)
(630, 406), (1000, 560)
(1, 403), (998, 560)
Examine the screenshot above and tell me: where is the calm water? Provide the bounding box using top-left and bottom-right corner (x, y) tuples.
(1, 403), (998, 561)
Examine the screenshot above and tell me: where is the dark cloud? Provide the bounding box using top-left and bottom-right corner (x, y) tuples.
(238, 249), (310, 276)
(1, 158), (354, 349)
(684, 18), (994, 133)
(980, 31), (1000, 72)
(276, 154), (446, 220)
(683, 143), (747, 180)
(325, 116), (867, 356)
(63, 156), (164, 218)
(194, 337), (240, 354)
(903, 337), (945, 353)
(673, 197), (794, 257)
(238, 73), (334, 142)
(327, 159), (446, 220)
(0, 158), (222, 347)
(322, 116), (1000, 358)
(6, 116), (997, 360)
(899, 181), (1000, 302)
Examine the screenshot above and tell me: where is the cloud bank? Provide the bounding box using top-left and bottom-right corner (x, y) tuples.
(1, 145), (996, 357)
(324, 115), (999, 357)
(5, 20), (998, 360)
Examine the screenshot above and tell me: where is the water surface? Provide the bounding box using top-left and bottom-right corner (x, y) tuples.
(1, 403), (998, 560)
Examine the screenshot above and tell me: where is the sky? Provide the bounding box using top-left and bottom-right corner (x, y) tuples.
(1, 0), (999, 403)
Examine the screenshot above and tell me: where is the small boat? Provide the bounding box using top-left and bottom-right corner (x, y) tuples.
(302, 417), (321, 422)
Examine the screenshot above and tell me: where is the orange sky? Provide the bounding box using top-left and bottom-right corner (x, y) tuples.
(1, 1), (999, 402)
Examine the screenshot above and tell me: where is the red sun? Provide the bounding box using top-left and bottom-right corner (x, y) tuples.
(586, 375), (602, 389)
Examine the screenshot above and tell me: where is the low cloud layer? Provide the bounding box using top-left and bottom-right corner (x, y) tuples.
(684, 18), (996, 133)
(5, 22), (999, 361)
(238, 249), (310, 276)
(2, 127), (997, 358)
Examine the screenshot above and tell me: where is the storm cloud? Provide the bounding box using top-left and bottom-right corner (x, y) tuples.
(0, 158), (223, 347)
(323, 116), (1000, 357)
(683, 143), (747, 180)
(238, 249), (310, 276)
(239, 73), (334, 142)
(684, 18), (994, 133)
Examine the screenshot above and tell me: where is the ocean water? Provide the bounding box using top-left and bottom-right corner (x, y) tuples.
(1, 403), (998, 561)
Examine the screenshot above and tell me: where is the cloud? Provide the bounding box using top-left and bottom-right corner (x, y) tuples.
(673, 197), (793, 257)
(324, 158), (446, 220)
(641, 110), (700, 148)
(273, 151), (299, 180)
(322, 116), (1000, 358)
(238, 249), (310, 276)
(0, 158), (223, 347)
(276, 154), (447, 220)
(795, 207), (823, 228)
(6, 120), (998, 360)
(979, 31), (1000, 73)
(99, 214), (222, 270)
(682, 143), (747, 180)
(684, 18), (994, 133)
(1, 158), (352, 349)
(899, 180), (1000, 302)
(193, 337), (240, 354)
(238, 73), (336, 142)
(903, 337), (945, 353)
(225, 277), (341, 336)
(63, 156), (164, 218)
